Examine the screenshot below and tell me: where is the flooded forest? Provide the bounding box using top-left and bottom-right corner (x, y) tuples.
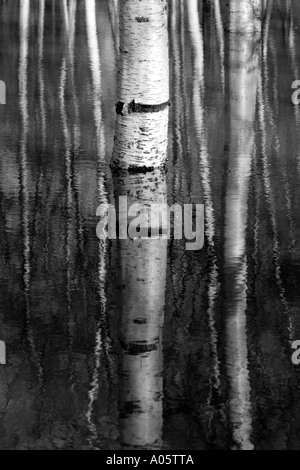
(1, 0), (300, 451)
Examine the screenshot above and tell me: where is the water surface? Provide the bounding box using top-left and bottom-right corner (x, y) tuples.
(1, 0), (300, 450)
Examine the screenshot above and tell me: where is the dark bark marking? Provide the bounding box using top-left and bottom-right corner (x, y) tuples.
(110, 163), (168, 174)
(120, 401), (142, 418)
(121, 341), (158, 355)
(116, 100), (170, 115)
(128, 165), (155, 174)
(135, 16), (150, 22)
(133, 319), (147, 325)
(128, 99), (170, 114)
(116, 101), (125, 115)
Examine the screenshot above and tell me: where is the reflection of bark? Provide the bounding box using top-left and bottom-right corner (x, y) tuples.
(169, 0), (183, 194)
(114, 170), (167, 448)
(283, 0), (292, 40)
(262, 0), (273, 63)
(38, 0), (46, 149)
(270, 34), (296, 260)
(119, 240), (166, 448)
(85, 0), (105, 163)
(224, 0), (261, 450)
(258, 5), (293, 337)
(58, 0), (82, 420)
(62, 0), (80, 150)
(108, 0), (120, 60)
(288, 7), (300, 175)
(32, 0), (46, 263)
(84, 0), (113, 447)
(112, 0), (169, 169)
(212, 0), (225, 94)
(169, 0), (190, 198)
(59, 55), (77, 411)
(186, 0), (222, 409)
(252, 3), (295, 446)
(19, 0), (43, 386)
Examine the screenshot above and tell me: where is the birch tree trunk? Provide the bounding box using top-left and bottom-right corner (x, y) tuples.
(109, 0), (169, 446)
(112, 0), (169, 169)
(224, 0), (262, 451)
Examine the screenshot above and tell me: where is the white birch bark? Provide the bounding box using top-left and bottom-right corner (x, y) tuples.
(224, 0), (262, 451)
(112, 0), (169, 169)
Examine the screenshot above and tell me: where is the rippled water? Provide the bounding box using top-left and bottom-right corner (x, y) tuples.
(1, 0), (300, 450)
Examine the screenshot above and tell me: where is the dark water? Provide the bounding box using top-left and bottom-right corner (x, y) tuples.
(1, 0), (300, 450)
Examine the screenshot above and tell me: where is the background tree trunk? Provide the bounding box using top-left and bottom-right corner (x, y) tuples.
(224, 0), (262, 451)
(186, 0), (222, 411)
